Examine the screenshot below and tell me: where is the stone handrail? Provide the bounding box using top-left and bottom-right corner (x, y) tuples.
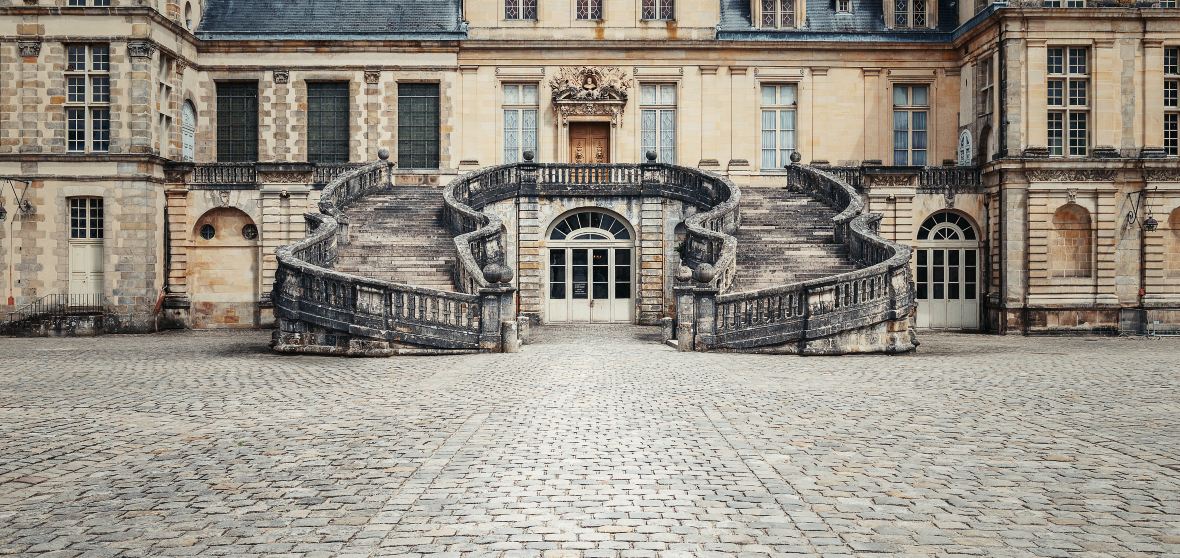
(273, 156), (501, 353)
(442, 160), (740, 294)
(683, 164), (915, 354)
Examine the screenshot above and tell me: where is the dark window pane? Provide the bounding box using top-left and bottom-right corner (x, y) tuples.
(592, 283), (609, 299)
(308, 82), (350, 164)
(550, 283), (566, 299)
(216, 82), (258, 162)
(615, 282), (631, 299)
(398, 84), (440, 169)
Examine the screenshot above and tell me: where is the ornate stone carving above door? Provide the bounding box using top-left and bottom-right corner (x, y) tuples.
(549, 66), (631, 127)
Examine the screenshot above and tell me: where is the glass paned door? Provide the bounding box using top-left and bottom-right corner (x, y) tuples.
(546, 246), (633, 323)
(915, 247), (979, 329)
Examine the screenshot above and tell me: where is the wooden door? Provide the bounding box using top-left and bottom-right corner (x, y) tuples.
(569, 122), (610, 164)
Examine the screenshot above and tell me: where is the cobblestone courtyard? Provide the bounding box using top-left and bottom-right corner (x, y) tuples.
(0, 327), (1178, 558)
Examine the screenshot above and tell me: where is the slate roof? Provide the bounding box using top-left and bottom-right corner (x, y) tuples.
(196, 0), (466, 40)
(719, 0), (965, 41)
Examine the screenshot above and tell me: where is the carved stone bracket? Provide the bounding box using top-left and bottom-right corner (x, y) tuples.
(364, 70), (381, 85)
(127, 40), (156, 59)
(272, 69), (290, 84)
(17, 40), (41, 58)
(1026, 169), (1117, 182)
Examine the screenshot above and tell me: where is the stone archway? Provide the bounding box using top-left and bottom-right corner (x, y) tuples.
(189, 208), (259, 328)
(543, 208), (636, 324)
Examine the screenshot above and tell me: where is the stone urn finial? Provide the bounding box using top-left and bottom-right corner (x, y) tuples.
(483, 263), (514, 284)
(693, 263), (717, 284)
(378, 148), (390, 161)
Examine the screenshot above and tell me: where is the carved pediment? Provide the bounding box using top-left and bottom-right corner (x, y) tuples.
(549, 66), (631, 126)
(550, 66), (630, 104)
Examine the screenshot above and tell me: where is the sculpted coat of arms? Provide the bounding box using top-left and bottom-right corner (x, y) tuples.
(549, 67), (631, 125)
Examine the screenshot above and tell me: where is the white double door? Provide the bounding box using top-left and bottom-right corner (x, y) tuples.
(68, 240), (104, 299)
(915, 246), (980, 329)
(546, 245), (632, 323)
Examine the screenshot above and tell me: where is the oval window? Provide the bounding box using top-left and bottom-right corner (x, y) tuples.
(199, 224), (215, 240)
(242, 224), (258, 240)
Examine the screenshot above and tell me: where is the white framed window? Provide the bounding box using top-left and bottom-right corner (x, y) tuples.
(1165, 47), (1178, 156)
(503, 83), (538, 163)
(505, 0), (537, 20)
(836, 0), (852, 12)
(576, 0), (603, 19)
(640, 84), (676, 163)
(760, 84), (797, 171)
(65, 44), (111, 153)
(642, 0), (674, 20)
(893, 84), (929, 166)
(759, 0), (796, 28)
(893, 0), (928, 27)
(1048, 46), (1089, 157)
(977, 57), (994, 117)
(1044, 0), (1085, 6)
(67, 0), (111, 5)
(158, 53), (174, 159)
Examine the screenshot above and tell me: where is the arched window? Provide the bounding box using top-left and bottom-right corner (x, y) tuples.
(917, 211), (976, 241)
(549, 210), (631, 241)
(184, 2), (193, 28)
(1050, 204), (1093, 278)
(1168, 208), (1180, 279)
(181, 101), (197, 162)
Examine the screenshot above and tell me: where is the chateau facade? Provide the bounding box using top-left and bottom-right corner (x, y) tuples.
(2, 0), (1179, 338)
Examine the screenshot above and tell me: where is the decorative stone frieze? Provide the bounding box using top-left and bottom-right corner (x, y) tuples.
(1025, 169), (1117, 182)
(17, 40), (41, 58)
(1145, 168), (1180, 182)
(127, 41), (156, 59)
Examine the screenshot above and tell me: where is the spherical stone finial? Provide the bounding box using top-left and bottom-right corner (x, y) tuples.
(378, 148), (390, 161)
(482, 263), (515, 284)
(522, 150), (534, 162)
(675, 265), (693, 283)
(789, 151), (802, 164)
(646, 150), (658, 162)
(693, 263), (717, 284)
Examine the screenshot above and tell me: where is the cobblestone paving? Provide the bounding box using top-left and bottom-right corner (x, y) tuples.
(1, 327), (1178, 557)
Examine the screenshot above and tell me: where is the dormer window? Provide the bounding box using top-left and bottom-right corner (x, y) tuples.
(505, 0), (537, 20)
(759, 0), (796, 28)
(894, 0), (928, 27)
(836, 0), (852, 13)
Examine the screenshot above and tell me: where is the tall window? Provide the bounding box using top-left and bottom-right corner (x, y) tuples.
(894, 0), (928, 28)
(893, 84), (929, 166)
(761, 0), (796, 28)
(1166, 47), (1178, 157)
(69, 198), (104, 240)
(760, 84), (797, 171)
(67, 0), (111, 5)
(640, 84), (676, 163)
(1044, 0), (1085, 6)
(308, 82), (351, 164)
(1047, 47), (1089, 157)
(576, 0), (603, 19)
(977, 57), (994, 117)
(215, 82), (258, 162)
(642, 0), (674, 20)
(398, 83), (440, 169)
(503, 83), (538, 164)
(505, 0), (537, 19)
(65, 44), (110, 153)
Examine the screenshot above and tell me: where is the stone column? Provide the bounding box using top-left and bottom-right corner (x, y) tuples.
(673, 283), (695, 351)
(127, 41), (156, 155)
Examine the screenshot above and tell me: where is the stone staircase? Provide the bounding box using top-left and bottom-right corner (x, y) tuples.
(334, 185), (457, 291)
(729, 184), (858, 292)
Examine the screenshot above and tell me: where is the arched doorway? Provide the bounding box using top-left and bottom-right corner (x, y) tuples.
(190, 208), (259, 328)
(915, 211), (980, 329)
(545, 209), (634, 323)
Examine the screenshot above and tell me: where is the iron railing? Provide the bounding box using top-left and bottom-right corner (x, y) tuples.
(442, 161), (740, 294)
(2, 293), (106, 333)
(273, 159), (493, 350)
(692, 165), (915, 351)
